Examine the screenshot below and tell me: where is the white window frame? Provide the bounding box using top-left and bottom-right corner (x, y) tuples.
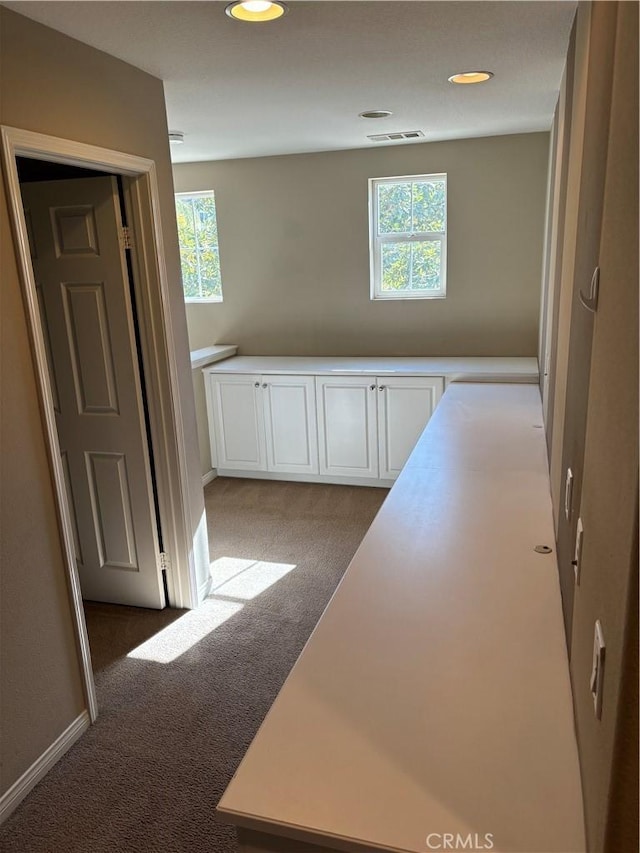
(175, 189), (223, 303)
(369, 173), (447, 301)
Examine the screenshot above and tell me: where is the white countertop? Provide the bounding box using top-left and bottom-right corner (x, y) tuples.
(190, 344), (237, 370)
(217, 383), (584, 853)
(205, 356), (539, 383)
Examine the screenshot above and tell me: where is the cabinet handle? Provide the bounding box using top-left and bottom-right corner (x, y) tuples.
(254, 382), (260, 388)
(262, 383), (268, 389)
(379, 385), (386, 391)
(370, 384), (376, 391)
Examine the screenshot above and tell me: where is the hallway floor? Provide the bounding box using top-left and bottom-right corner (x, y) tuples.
(1, 478), (387, 853)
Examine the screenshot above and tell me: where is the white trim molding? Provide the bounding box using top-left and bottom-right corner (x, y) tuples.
(0, 712), (90, 824)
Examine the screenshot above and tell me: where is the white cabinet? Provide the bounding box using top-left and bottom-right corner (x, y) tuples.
(377, 377), (444, 479)
(207, 374), (318, 476)
(316, 377), (378, 479)
(206, 366), (445, 485)
(263, 375), (318, 475)
(208, 374), (267, 471)
(316, 375), (443, 482)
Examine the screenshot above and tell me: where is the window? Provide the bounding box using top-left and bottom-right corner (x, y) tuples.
(175, 191), (223, 302)
(369, 174), (447, 300)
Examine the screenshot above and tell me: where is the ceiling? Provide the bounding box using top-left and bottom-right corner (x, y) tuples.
(5, 1), (577, 163)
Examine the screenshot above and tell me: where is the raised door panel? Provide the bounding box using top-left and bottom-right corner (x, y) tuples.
(61, 282), (119, 414)
(263, 376), (318, 474)
(316, 377), (378, 478)
(86, 452), (139, 570)
(378, 377), (444, 479)
(212, 375), (267, 471)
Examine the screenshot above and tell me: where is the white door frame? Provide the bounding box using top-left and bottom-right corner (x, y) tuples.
(1, 126), (203, 721)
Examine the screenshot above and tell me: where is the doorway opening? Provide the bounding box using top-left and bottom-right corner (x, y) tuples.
(18, 157), (169, 607)
(2, 126), (208, 720)
(17, 158), (177, 674)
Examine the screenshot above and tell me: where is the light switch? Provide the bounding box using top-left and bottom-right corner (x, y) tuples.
(590, 620), (606, 720)
(573, 518), (584, 584)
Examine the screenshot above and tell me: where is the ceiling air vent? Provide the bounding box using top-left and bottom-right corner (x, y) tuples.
(367, 130), (425, 143)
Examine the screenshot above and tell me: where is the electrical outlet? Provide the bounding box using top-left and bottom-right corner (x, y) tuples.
(573, 518), (584, 584)
(590, 620), (606, 720)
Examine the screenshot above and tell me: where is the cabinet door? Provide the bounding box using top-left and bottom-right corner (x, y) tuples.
(377, 376), (444, 479)
(210, 374), (267, 471)
(263, 375), (319, 474)
(316, 377), (378, 479)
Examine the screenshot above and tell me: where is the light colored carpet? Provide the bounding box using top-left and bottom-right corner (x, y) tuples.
(0, 478), (387, 853)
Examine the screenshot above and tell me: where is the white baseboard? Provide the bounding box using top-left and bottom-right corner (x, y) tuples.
(202, 469), (217, 487)
(0, 710), (90, 824)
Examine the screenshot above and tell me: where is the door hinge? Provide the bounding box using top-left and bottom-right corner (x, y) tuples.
(120, 225), (133, 250)
(159, 551), (171, 574)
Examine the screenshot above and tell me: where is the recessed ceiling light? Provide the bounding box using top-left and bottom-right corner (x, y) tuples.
(448, 71), (494, 85)
(225, 1), (288, 22)
(169, 131), (185, 144)
(359, 110), (393, 119)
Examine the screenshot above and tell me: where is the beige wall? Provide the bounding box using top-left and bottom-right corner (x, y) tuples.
(0, 176), (86, 793)
(175, 133), (549, 357)
(542, 2), (638, 850)
(0, 8), (201, 795)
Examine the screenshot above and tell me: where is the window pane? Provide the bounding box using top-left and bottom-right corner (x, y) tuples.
(193, 195), (219, 247)
(410, 240), (442, 290)
(198, 247), (222, 299)
(378, 183), (411, 234)
(381, 240), (441, 292)
(412, 180), (446, 232)
(175, 198), (196, 249)
(381, 242), (411, 290)
(179, 248), (201, 298)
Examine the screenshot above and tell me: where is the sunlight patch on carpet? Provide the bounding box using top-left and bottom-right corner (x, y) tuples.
(127, 598), (242, 663)
(209, 556), (297, 600)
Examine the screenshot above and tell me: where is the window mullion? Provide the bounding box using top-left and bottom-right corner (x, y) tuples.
(378, 232), (413, 243)
(377, 232), (444, 243)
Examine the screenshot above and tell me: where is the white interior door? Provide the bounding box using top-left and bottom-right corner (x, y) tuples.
(21, 176), (165, 608)
(316, 376), (378, 478)
(211, 374), (267, 471)
(263, 375), (318, 474)
(377, 376), (444, 479)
